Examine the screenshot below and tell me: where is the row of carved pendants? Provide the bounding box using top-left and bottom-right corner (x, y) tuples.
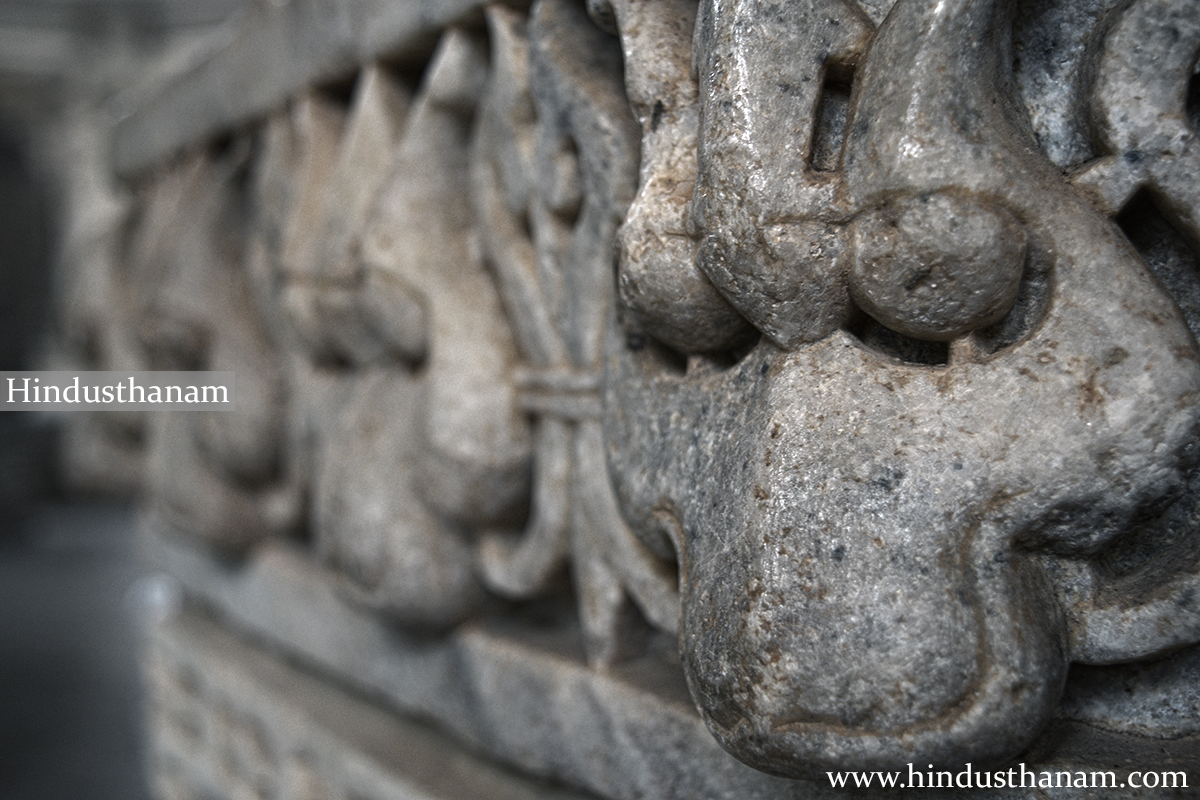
(63, 0), (1200, 781)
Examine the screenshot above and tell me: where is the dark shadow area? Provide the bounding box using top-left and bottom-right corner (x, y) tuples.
(1116, 188), (1200, 341)
(0, 123), (58, 536)
(0, 67), (150, 800)
(0, 502), (153, 800)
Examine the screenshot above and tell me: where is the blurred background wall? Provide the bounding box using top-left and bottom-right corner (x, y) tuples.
(0, 0), (249, 520)
(0, 3), (242, 797)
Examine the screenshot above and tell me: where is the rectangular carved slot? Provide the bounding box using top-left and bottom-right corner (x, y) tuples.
(810, 65), (854, 173)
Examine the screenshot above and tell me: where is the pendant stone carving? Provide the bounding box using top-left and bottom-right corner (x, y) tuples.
(65, 0), (1200, 793)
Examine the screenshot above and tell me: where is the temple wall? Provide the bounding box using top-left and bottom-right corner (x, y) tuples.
(54, 0), (1200, 796)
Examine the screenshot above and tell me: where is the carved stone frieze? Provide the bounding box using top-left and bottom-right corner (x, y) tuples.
(75, 0), (1200, 791)
(53, 111), (148, 495)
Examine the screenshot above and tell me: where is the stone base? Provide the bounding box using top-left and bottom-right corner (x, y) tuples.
(142, 523), (1198, 799)
(146, 608), (592, 800)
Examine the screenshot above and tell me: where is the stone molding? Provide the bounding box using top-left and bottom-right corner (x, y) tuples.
(59, 0), (1200, 790)
(144, 525), (1199, 798)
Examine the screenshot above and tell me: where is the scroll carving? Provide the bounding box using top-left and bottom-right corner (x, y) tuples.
(471, 0), (679, 663)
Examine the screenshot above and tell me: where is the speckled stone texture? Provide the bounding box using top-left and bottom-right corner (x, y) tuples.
(69, 0), (1200, 792)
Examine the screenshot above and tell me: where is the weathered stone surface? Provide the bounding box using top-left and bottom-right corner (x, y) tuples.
(361, 31), (530, 532)
(253, 34), (516, 629)
(143, 527), (806, 800)
(146, 603), (595, 800)
(601, 0), (753, 354)
(136, 147), (301, 551)
(690, 0), (871, 349)
(145, 526), (1198, 799)
(1077, 0), (1199, 244)
(848, 193), (1027, 341)
(111, 0), (504, 178)
(469, 0), (679, 665)
(607, 0), (1200, 779)
(75, 0), (1200, 790)
(52, 110), (147, 494)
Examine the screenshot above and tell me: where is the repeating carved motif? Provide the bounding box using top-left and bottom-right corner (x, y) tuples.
(100, 0), (1200, 785)
(250, 37), (513, 628)
(54, 114), (148, 494)
(135, 145), (301, 549)
(470, 0), (679, 664)
(1075, 0), (1200, 245)
(147, 620), (370, 800)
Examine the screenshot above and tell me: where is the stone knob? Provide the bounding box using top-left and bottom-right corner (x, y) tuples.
(849, 192), (1027, 341)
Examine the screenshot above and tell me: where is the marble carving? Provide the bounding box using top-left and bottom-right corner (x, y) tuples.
(71, 0), (1200, 785)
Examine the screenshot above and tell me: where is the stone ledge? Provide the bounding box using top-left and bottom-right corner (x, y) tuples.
(148, 608), (595, 800)
(111, 0), (525, 178)
(142, 524), (817, 799)
(142, 524), (1197, 799)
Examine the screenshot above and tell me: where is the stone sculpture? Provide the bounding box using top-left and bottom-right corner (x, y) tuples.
(54, 113), (148, 494)
(471, 0), (680, 664)
(250, 38), (526, 628)
(607, 0), (1200, 777)
(136, 146), (301, 549)
(99, 0), (1200, 789)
